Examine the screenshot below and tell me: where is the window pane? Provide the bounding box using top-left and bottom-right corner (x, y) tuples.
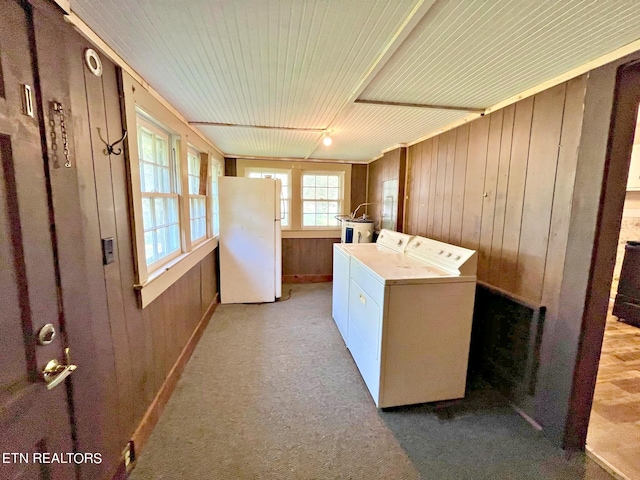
(154, 198), (165, 226)
(167, 197), (179, 223)
(316, 176), (327, 187)
(143, 163), (155, 192)
(156, 137), (168, 166)
(142, 198), (153, 229)
(168, 225), (180, 252)
(302, 187), (314, 200)
(156, 227), (167, 256)
(328, 176), (339, 187)
(303, 175), (315, 187)
(144, 231), (155, 263)
(328, 202), (339, 214)
(303, 201), (315, 213)
(328, 188), (339, 200)
(303, 213), (315, 226)
(159, 166), (170, 193)
(139, 129), (154, 162)
(316, 214), (328, 226)
(317, 188), (328, 200)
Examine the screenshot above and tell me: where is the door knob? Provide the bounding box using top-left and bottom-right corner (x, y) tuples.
(42, 348), (77, 390)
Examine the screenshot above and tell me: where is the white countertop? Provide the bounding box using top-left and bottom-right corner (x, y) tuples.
(349, 248), (476, 285)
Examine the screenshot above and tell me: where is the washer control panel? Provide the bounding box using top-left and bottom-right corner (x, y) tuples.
(406, 237), (476, 275)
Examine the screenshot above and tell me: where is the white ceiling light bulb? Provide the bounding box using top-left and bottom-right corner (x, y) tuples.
(323, 133), (332, 147)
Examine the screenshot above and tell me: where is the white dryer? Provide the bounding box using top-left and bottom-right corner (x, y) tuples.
(334, 233), (477, 408)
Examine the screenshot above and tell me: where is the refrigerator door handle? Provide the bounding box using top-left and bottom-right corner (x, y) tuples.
(274, 218), (282, 299)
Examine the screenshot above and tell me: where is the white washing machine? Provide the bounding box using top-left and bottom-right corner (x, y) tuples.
(332, 230), (413, 344)
(332, 232), (477, 408)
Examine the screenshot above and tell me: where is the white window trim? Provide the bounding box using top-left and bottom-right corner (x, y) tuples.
(300, 170), (345, 229)
(137, 116), (183, 269)
(123, 74), (223, 308)
(187, 146), (207, 245)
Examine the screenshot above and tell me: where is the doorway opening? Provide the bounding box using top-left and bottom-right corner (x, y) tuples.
(586, 105), (640, 480)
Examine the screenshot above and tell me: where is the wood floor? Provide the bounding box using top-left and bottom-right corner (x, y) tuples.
(587, 308), (640, 480)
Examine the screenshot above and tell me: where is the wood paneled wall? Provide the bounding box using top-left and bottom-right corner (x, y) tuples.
(401, 76), (590, 436)
(367, 148), (406, 231)
(351, 163), (368, 213)
(404, 78), (586, 306)
(48, 15), (220, 479)
(282, 238), (338, 282)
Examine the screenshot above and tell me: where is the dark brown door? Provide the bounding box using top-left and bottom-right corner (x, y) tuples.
(0, 1), (76, 478)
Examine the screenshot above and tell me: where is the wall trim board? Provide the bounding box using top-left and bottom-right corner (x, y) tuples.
(283, 274), (333, 283)
(137, 239), (218, 308)
(282, 230), (341, 239)
(129, 293), (219, 461)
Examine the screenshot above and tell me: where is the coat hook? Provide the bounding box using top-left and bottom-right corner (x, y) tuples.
(97, 127), (128, 156)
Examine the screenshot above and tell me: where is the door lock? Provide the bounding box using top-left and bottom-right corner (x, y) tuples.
(42, 348), (77, 390)
(37, 323), (56, 345)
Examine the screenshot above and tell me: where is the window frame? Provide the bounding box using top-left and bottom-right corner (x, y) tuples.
(187, 145), (207, 245)
(300, 170), (345, 229)
(123, 74), (224, 308)
(137, 115), (183, 271)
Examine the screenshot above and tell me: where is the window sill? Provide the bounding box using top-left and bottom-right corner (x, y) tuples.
(135, 236), (218, 308)
(282, 229), (341, 239)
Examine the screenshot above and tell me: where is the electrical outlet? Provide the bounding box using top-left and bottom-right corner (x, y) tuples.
(123, 441), (135, 472)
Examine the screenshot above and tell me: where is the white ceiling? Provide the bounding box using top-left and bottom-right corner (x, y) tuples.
(71, 0), (640, 163)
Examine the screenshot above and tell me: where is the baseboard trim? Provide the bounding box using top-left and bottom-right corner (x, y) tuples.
(129, 293), (219, 459)
(283, 274), (332, 283)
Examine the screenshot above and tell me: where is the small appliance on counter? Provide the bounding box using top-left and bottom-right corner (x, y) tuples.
(336, 202), (375, 244)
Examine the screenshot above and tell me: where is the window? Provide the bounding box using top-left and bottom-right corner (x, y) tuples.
(137, 116), (180, 268)
(211, 159), (222, 236)
(188, 147), (206, 243)
(245, 168), (291, 227)
(302, 172), (343, 227)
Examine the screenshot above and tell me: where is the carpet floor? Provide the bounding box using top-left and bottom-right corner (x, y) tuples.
(130, 283), (613, 480)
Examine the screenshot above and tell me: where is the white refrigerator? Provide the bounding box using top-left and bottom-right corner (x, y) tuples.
(219, 177), (282, 304)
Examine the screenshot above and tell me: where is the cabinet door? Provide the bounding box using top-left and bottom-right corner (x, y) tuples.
(347, 278), (382, 404)
(331, 247), (349, 343)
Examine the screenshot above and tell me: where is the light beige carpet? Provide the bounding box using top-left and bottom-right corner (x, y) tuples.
(130, 283), (611, 480)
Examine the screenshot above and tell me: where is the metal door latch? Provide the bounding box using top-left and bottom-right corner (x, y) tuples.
(42, 347), (77, 390)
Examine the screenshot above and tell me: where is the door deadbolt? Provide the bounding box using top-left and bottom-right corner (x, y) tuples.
(37, 324), (56, 346)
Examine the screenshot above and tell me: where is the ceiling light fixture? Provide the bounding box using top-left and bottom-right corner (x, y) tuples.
(323, 133), (332, 147)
